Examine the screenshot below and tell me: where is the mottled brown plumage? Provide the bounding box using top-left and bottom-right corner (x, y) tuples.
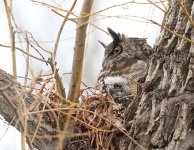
(98, 27), (152, 95)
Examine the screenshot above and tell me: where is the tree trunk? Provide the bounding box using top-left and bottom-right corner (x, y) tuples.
(117, 0), (194, 149)
(0, 0), (194, 150)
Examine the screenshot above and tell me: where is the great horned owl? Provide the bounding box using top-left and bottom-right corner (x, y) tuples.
(98, 27), (152, 98)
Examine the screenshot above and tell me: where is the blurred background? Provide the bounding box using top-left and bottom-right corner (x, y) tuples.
(0, 0), (165, 149)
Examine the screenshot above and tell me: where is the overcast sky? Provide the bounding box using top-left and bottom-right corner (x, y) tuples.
(0, 0), (165, 149)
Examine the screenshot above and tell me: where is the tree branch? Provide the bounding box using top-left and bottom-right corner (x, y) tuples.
(62, 0), (94, 148)
(67, 0), (94, 103)
(0, 69), (59, 150)
(4, 0), (17, 80)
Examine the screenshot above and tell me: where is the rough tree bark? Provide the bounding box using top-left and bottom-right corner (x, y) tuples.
(118, 0), (194, 149)
(0, 0), (194, 150)
(0, 69), (59, 149)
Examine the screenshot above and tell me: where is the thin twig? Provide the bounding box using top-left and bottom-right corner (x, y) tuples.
(146, 0), (165, 12)
(31, 0), (78, 17)
(151, 20), (194, 45)
(51, 9), (77, 23)
(160, 0), (168, 10)
(50, 0), (78, 100)
(24, 32), (30, 86)
(176, 0), (194, 28)
(4, 0), (17, 80)
(0, 44), (49, 63)
(53, 0), (77, 59)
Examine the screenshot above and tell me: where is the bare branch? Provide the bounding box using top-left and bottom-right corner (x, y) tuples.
(63, 0), (94, 148)
(0, 44), (49, 63)
(176, 0), (194, 28)
(52, 0), (77, 59)
(4, 0), (17, 80)
(67, 0), (93, 103)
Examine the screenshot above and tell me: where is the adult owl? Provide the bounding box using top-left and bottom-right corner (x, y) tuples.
(98, 27), (152, 99)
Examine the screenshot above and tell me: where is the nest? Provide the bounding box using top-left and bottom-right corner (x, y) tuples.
(74, 86), (128, 149)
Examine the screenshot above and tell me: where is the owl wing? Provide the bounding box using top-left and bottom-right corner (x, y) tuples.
(126, 60), (148, 95)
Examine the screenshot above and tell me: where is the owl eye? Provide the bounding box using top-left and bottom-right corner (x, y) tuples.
(112, 46), (122, 56)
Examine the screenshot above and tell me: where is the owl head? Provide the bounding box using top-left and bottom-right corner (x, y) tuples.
(99, 27), (126, 69)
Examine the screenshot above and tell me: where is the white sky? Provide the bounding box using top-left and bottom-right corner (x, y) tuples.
(0, 0), (165, 149)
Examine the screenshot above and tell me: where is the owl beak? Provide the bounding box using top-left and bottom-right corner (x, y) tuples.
(98, 40), (107, 48)
(107, 27), (120, 42)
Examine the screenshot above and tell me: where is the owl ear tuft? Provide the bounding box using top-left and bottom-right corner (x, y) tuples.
(107, 27), (120, 42)
(98, 40), (107, 48)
